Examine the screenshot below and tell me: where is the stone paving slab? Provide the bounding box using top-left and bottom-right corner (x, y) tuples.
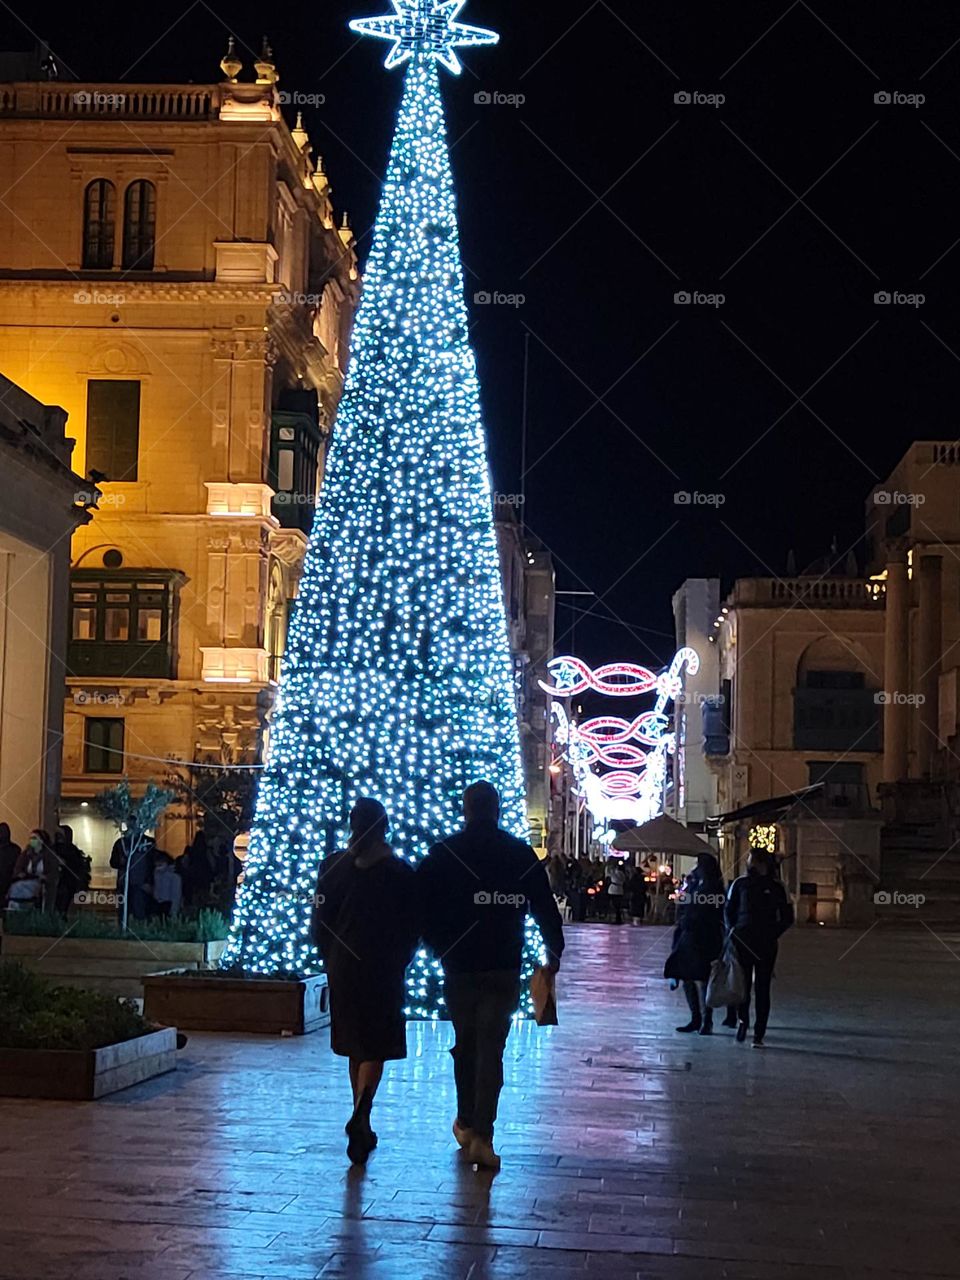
(2, 923), (960, 1278)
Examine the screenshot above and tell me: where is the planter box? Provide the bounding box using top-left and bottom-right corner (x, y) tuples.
(0, 935), (226, 998)
(142, 971), (329, 1036)
(0, 1027), (177, 1100)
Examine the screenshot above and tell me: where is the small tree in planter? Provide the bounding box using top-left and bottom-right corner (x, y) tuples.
(96, 780), (175, 931)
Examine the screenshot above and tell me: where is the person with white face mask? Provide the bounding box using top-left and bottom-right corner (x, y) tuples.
(8, 830), (49, 910)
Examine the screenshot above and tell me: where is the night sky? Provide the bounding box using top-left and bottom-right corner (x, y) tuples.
(3, 1), (959, 671)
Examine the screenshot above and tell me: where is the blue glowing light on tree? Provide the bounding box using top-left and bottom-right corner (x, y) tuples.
(221, 2), (544, 1014)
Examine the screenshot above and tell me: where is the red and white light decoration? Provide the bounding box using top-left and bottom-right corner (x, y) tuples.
(541, 648), (699, 832)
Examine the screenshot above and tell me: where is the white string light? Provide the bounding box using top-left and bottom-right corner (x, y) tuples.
(221, 22), (544, 1014)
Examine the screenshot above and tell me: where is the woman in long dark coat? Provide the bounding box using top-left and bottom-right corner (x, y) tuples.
(312, 798), (419, 1164)
(663, 850), (725, 1034)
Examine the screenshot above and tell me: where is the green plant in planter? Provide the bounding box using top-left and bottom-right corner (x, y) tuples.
(2, 908), (229, 942)
(0, 962), (152, 1051)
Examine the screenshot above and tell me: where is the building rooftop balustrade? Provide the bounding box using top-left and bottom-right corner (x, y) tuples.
(729, 577), (885, 608)
(0, 83), (230, 119)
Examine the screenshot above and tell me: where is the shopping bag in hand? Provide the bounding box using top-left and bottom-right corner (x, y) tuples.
(531, 966), (558, 1026)
(705, 935), (746, 1008)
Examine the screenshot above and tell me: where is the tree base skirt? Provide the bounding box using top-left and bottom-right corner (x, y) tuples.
(142, 971), (330, 1036)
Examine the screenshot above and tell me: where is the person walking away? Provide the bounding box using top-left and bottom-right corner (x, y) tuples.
(8, 831), (49, 910)
(606, 859), (627, 924)
(626, 865), (649, 924)
(664, 852), (725, 1035)
(418, 781), (564, 1172)
(53, 826), (91, 915)
(312, 798), (419, 1165)
(725, 850), (794, 1047)
(0, 823), (22, 908)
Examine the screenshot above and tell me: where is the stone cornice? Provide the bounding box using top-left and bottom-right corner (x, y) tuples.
(0, 279), (282, 302)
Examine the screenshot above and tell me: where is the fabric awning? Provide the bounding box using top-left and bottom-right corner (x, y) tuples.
(708, 783), (824, 828)
(612, 813), (717, 857)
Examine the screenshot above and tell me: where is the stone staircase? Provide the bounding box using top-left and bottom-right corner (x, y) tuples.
(878, 820), (960, 926)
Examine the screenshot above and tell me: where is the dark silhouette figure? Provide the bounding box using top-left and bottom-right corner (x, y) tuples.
(110, 833), (154, 922)
(726, 850), (795, 1047)
(0, 823), (22, 907)
(418, 781), (564, 1172)
(53, 825), (91, 915)
(312, 797), (419, 1166)
(664, 851), (725, 1034)
(626, 867), (649, 923)
(181, 829), (214, 909)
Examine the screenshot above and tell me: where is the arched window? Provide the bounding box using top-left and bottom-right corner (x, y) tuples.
(82, 179), (116, 269)
(122, 180), (156, 270)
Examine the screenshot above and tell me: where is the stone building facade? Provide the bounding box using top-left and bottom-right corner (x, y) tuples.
(495, 507), (555, 855)
(0, 374), (89, 840)
(0, 49), (358, 875)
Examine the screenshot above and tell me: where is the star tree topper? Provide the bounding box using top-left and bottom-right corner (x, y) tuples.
(350, 0), (499, 75)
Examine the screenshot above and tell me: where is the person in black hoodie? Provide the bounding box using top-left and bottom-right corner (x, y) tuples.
(664, 851), (725, 1035)
(725, 850), (794, 1047)
(418, 781), (564, 1173)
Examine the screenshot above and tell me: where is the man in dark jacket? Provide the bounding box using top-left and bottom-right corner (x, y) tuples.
(418, 781), (564, 1172)
(725, 850), (794, 1047)
(0, 823), (21, 907)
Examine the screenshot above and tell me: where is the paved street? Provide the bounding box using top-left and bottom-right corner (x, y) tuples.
(1, 923), (959, 1279)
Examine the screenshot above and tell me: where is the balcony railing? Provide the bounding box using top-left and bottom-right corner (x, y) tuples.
(731, 577), (885, 608)
(0, 84), (220, 119)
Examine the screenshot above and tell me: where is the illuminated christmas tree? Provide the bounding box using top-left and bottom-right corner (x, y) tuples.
(221, 1), (543, 1014)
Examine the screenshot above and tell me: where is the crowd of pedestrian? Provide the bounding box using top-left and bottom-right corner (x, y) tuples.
(109, 826), (242, 922)
(543, 853), (655, 924)
(0, 822), (91, 912)
(0, 817), (241, 924)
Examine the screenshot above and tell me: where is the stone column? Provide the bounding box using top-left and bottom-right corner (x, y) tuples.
(916, 553), (943, 778)
(883, 551), (910, 783)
